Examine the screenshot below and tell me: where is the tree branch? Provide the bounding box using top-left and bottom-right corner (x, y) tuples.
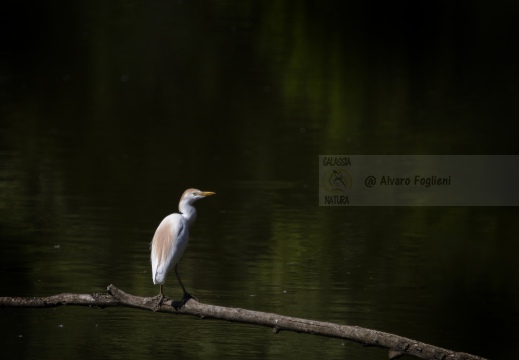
(0, 284), (487, 360)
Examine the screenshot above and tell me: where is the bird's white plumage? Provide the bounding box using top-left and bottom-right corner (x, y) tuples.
(151, 213), (188, 285)
(149, 188), (215, 296)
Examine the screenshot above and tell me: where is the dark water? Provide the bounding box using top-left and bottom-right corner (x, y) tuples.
(1, 1), (519, 359)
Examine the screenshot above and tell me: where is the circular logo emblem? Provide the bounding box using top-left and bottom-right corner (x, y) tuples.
(321, 169), (352, 193)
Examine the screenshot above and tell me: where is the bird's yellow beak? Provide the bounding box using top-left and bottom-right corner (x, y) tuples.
(200, 191), (216, 197)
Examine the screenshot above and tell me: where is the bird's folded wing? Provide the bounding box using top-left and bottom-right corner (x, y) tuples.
(152, 214), (184, 275)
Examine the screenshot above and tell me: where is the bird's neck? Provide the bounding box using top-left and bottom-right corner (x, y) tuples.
(179, 202), (197, 227)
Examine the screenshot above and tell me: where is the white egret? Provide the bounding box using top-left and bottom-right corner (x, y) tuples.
(150, 188), (215, 306)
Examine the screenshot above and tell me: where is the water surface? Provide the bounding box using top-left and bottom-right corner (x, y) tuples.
(1, 1), (518, 359)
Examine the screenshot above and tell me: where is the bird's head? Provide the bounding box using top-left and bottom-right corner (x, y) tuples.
(180, 188), (216, 205)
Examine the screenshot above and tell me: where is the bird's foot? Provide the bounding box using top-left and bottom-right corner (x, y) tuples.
(154, 293), (166, 304)
(171, 292), (198, 310)
(152, 294), (171, 311)
(182, 292), (199, 303)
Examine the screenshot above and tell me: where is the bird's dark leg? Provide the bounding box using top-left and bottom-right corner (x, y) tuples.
(172, 264), (198, 308)
(175, 265), (190, 296)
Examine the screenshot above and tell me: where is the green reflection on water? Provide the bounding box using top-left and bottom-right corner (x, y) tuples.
(1, 0), (519, 359)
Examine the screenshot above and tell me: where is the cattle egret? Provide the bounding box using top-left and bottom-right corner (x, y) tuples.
(150, 188), (215, 306)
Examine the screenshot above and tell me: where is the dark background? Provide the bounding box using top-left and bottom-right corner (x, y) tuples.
(1, 1), (518, 359)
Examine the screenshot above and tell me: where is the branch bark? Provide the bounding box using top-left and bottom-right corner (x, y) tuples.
(0, 284), (486, 360)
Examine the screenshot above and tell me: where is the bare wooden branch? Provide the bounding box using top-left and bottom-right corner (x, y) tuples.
(0, 292), (118, 308)
(0, 284), (487, 360)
